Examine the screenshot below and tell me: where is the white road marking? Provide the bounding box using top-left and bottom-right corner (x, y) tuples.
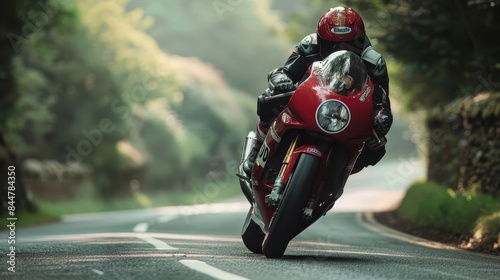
(137, 235), (178, 251)
(61, 202), (249, 223)
(358, 212), (459, 250)
(179, 260), (250, 280)
(157, 215), (179, 223)
(92, 269), (104, 276)
(23, 232), (242, 243)
(133, 222), (149, 232)
(133, 215), (177, 233)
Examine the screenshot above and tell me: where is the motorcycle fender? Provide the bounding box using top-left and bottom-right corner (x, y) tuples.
(281, 145), (323, 186)
(295, 145), (323, 159)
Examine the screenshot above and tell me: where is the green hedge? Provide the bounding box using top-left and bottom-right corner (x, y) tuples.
(398, 181), (500, 243)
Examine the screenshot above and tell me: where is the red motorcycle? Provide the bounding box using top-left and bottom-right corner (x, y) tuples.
(237, 50), (379, 258)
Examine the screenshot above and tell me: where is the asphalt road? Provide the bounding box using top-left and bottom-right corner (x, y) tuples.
(1, 160), (499, 280)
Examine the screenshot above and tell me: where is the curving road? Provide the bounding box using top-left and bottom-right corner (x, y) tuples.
(2, 160), (499, 279)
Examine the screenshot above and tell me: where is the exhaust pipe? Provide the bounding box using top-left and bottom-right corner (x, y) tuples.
(238, 131), (257, 203)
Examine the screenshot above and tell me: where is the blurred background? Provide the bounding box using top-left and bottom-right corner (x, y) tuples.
(0, 0), (498, 226)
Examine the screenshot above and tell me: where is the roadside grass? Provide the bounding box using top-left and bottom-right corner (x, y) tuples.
(5, 178), (244, 228)
(398, 181), (500, 246)
(6, 210), (60, 228)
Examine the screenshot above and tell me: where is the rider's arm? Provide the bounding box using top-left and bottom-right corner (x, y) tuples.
(362, 46), (390, 96)
(372, 84), (393, 138)
(259, 35), (320, 125)
(268, 34), (322, 86)
(362, 46), (392, 137)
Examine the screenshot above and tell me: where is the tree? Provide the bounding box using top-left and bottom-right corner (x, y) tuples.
(2, 0), (257, 203)
(283, 0), (500, 111)
(0, 0), (68, 216)
(342, 0), (500, 110)
(126, 0), (291, 95)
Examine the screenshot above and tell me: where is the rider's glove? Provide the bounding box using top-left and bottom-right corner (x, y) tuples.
(269, 72), (294, 93)
(374, 108), (393, 138)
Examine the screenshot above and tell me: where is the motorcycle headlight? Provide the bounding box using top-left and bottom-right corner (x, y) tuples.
(316, 100), (350, 133)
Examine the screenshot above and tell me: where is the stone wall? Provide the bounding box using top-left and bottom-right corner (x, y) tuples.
(426, 92), (500, 196)
(22, 159), (91, 201)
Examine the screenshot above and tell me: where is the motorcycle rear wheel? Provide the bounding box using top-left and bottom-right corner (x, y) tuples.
(241, 207), (265, 254)
(262, 153), (321, 258)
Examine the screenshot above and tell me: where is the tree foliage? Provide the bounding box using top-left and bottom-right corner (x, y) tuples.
(343, 0), (500, 110)
(0, 0), (75, 216)
(282, 0), (500, 111)
(1, 0), (257, 210)
(126, 0), (292, 95)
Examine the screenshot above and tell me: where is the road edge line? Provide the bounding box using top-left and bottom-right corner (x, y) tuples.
(358, 212), (500, 260)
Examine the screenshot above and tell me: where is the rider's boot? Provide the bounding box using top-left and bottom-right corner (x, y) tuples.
(243, 141), (262, 175)
(243, 121), (268, 176)
(352, 136), (387, 174)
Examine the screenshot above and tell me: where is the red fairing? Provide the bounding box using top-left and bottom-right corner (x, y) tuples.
(251, 57), (374, 229)
(287, 70), (374, 142)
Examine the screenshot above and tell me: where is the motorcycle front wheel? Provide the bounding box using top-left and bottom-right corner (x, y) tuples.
(262, 153), (321, 258)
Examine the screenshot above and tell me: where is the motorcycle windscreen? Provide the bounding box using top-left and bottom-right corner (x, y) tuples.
(321, 50), (368, 97)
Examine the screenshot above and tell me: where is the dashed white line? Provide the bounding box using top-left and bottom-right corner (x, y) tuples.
(134, 215), (180, 250)
(179, 260), (250, 280)
(133, 222), (149, 233)
(92, 269), (104, 276)
(137, 235), (178, 250)
(157, 215), (179, 223)
(133, 215), (178, 233)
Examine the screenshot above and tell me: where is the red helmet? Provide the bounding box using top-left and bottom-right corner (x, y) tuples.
(317, 7), (365, 42)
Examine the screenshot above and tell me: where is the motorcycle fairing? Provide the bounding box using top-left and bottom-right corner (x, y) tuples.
(248, 51), (377, 238)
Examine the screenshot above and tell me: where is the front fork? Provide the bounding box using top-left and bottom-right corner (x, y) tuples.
(267, 135), (324, 214)
(267, 135), (301, 209)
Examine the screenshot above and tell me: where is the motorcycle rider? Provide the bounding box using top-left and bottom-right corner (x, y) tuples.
(243, 6), (393, 176)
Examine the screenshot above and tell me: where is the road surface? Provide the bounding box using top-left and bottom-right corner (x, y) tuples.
(2, 160), (499, 279)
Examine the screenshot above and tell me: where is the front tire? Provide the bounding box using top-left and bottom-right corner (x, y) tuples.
(262, 153), (321, 258)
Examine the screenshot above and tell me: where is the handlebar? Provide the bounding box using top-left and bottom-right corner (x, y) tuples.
(264, 90), (295, 102)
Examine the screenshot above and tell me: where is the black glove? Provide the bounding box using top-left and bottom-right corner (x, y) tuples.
(374, 108), (392, 138)
(269, 72), (294, 93)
